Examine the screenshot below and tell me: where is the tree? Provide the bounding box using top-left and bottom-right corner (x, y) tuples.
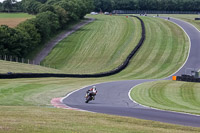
(34, 11), (60, 40)
(39, 4), (55, 13)
(21, 0), (42, 14)
(0, 2), (3, 12)
(17, 20), (41, 53)
(94, 0), (114, 12)
(36, 0), (48, 3)
(3, 0), (16, 12)
(56, 0), (79, 21)
(0, 25), (30, 57)
(54, 5), (69, 28)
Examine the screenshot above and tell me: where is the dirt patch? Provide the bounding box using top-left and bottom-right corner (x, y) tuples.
(0, 18), (28, 28)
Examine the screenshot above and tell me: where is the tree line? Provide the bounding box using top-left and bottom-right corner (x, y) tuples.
(94, 0), (200, 12)
(0, 0), (94, 58)
(0, 0), (22, 12)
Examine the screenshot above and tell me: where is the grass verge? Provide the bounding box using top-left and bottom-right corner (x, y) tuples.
(0, 106), (200, 133)
(131, 80), (200, 115)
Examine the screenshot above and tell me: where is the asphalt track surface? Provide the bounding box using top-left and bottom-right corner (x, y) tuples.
(63, 17), (200, 127)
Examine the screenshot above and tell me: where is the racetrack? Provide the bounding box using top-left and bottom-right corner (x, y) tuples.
(62, 17), (200, 127)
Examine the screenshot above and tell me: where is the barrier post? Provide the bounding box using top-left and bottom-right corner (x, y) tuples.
(172, 76), (177, 81)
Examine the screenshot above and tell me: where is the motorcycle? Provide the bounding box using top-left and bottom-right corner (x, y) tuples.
(85, 92), (95, 103)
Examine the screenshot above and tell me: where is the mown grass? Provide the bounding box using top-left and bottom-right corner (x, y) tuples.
(0, 13), (34, 18)
(0, 60), (61, 74)
(0, 106), (200, 133)
(108, 16), (189, 79)
(42, 15), (141, 74)
(131, 80), (200, 115)
(0, 78), (105, 106)
(0, 15), (188, 79)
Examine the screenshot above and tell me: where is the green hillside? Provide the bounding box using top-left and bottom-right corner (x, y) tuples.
(42, 15), (141, 74)
(106, 16), (189, 79)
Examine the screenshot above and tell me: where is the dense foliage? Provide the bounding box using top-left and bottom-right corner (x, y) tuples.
(93, 0), (200, 12)
(0, 0), (22, 12)
(0, 0), (94, 57)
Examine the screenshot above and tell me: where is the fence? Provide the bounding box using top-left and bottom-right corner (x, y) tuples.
(112, 10), (200, 14)
(0, 55), (57, 69)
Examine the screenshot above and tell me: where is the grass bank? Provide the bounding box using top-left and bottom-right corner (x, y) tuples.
(0, 60), (61, 74)
(131, 80), (200, 115)
(108, 16), (189, 79)
(0, 106), (200, 133)
(42, 15), (141, 74)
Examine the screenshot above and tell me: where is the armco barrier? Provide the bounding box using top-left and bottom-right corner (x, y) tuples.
(0, 16), (145, 79)
(176, 75), (200, 83)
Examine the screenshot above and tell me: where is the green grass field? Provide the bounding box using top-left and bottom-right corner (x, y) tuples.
(131, 80), (200, 115)
(0, 60), (61, 74)
(0, 78), (200, 133)
(41, 15), (189, 79)
(0, 13), (34, 18)
(0, 15), (197, 132)
(1, 106), (200, 133)
(108, 16), (189, 79)
(42, 15), (141, 74)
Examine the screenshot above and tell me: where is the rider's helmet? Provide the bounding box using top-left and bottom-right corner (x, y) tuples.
(93, 86), (96, 90)
(93, 86), (97, 93)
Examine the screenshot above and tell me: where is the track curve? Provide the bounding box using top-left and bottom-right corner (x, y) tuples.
(62, 17), (200, 127)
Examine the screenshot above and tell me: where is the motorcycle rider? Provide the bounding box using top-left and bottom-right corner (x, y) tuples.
(86, 86), (97, 100)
